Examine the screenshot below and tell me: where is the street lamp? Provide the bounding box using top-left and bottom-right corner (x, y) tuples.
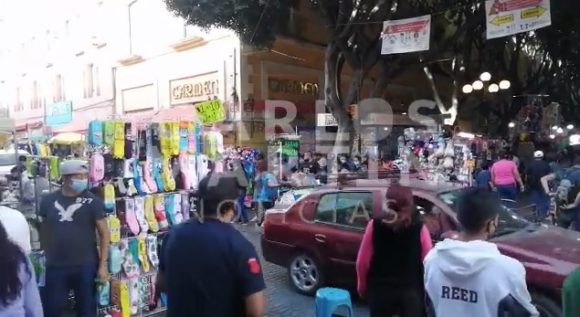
(488, 84), (500, 93)
(549, 134), (556, 139)
(567, 124), (574, 130)
(552, 126), (559, 131)
(472, 80), (484, 90)
(462, 84), (473, 94)
(508, 122), (516, 128)
(557, 127), (564, 134)
(480, 72), (492, 82)
(499, 80), (511, 90)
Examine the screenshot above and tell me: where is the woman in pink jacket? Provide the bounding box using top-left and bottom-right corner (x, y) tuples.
(356, 184), (432, 317)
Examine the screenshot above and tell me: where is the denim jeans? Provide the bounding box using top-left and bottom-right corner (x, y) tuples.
(237, 190), (249, 223)
(497, 184), (518, 202)
(42, 264), (97, 317)
(531, 189), (550, 218)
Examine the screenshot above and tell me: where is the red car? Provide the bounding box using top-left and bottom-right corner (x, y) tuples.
(261, 180), (580, 317)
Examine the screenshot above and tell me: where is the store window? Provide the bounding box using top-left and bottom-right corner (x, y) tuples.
(30, 81), (42, 110)
(315, 192), (373, 228)
(14, 87), (23, 112)
(83, 64), (100, 98)
(53, 74), (65, 102)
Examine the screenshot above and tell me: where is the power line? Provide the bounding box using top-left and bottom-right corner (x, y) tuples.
(323, 0), (486, 27)
(250, 0), (270, 44)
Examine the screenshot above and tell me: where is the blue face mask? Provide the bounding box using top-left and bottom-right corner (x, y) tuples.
(70, 179), (89, 193)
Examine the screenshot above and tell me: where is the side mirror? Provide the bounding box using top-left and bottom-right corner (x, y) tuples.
(441, 230), (459, 240)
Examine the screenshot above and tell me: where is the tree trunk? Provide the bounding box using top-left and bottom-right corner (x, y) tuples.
(324, 41), (353, 172)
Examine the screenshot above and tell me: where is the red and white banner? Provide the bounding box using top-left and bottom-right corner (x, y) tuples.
(381, 15), (431, 55)
(485, 0), (551, 39)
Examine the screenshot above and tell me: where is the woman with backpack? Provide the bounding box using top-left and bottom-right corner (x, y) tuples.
(356, 184), (433, 317)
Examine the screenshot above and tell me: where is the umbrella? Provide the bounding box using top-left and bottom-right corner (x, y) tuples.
(48, 133), (85, 145)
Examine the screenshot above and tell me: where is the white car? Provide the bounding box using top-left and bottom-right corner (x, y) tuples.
(0, 150), (29, 177)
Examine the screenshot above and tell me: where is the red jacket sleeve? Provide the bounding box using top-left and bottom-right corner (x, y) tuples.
(420, 224), (434, 261)
(356, 220), (374, 296)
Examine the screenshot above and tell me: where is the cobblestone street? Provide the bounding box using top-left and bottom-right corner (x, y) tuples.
(236, 224), (370, 317)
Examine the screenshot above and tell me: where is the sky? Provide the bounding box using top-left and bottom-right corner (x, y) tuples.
(0, 0), (83, 53)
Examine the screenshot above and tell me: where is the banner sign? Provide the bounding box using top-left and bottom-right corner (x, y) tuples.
(485, 0), (551, 39)
(195, 100), (226, 125)
(381, 15), (431, 55)
(281, 139), (300, 157)
(45, 101), (72, 127)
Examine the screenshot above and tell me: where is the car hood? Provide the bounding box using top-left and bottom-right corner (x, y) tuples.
(0, 165), (15, 176)
(493, 225), (580, 275)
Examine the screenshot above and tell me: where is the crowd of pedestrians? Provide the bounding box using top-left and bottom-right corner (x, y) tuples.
(474, 146), (580, 231)
(2, 151), (580, 317)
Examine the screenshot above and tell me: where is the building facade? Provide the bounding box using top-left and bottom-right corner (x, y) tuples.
(0, 0), (242, 141)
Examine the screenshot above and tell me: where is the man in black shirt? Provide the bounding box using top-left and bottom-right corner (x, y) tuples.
(526, 150), (552, 220)
(157, 172), (266, 317)
(39, 160), (109, 317)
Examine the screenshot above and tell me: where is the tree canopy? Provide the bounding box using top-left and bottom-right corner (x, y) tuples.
(165, 0), (580, 141)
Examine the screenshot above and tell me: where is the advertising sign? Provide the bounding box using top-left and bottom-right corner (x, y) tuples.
(45, 101), (72, 127)
(381, 15), (431, 55)
(170, 72), (221, 105)
(195, 99), (226, 125)
(281, 139), (300, 157)
(485, 0), (551, 39)
(316, 113), (338, 127)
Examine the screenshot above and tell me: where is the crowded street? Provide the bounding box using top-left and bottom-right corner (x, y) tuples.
(2, 0), (580, 317)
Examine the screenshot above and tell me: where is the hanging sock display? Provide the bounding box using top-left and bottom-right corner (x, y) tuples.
(170, 121), (180, 156)
(104, 121), (115, 146)
(86, 117), (203, 317)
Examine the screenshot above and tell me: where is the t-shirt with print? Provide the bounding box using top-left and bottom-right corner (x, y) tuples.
(38, 190), (105, 267)
(257, 173), (278, 202)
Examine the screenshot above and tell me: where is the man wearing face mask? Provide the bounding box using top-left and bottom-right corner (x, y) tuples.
(38, 160), (110, 317)
(424, 188), (538, 317)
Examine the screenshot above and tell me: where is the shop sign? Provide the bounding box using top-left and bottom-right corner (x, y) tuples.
(316, 113), (338, 127)
(195, 99), (226, 125)
(281, 139), (300, 157)
(268, 78), (319, 96)
(485, 0), (551, 39)
(170, 73), (220, 105)
(45, 101), (72, 127)
(381, 15), (431, 55)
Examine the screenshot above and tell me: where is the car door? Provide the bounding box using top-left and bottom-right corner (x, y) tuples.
(413, 190), (459, 241)
(312, 190), (376, 285)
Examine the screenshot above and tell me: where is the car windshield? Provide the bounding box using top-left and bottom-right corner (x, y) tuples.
(275, 186), (318, 208)
(0, 153), (17, 166)
(438, 190), (531, 236)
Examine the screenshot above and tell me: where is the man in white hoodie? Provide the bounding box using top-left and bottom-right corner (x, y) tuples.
(424, 188), (539, 317)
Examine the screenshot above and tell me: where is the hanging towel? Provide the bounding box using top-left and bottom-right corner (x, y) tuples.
(88, 120), (104, 146)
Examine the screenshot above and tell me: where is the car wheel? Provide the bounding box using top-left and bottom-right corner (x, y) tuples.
(532, 293), (562, 317)
(287, 253), (323, 296)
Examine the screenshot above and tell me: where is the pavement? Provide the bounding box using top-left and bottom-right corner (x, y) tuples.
(236, 224), (371, 317)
